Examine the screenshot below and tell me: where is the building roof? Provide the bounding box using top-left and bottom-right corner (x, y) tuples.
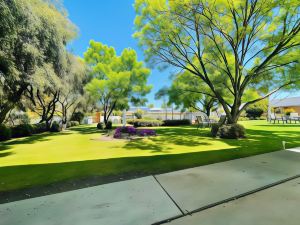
(270, 97), (300, 107)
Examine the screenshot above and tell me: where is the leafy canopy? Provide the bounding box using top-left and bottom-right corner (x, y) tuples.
(134, 0), (300, 123)
(84, 41), (152, 122)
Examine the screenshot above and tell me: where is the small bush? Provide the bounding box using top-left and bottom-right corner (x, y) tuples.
(127, 119), (163, 127)
(284, 108), (295, 116)
(105, 121), (112, 129)
(66, 121), (80, 128)
(50, 121), (61, 132)
(0, 124), (12, 141)
(97, 122), (104, 129)
(32, 122), (47, 134)
(219, 124), (245, 139)
(210, 124), (220, 137)
(11, 124), (34, 138)
(162, 119), (191, 126)
(70, 121), (79, 127)
(134, 112), (142, 119)
(70, 112), (84, 123)
(246, 108), (264, 119)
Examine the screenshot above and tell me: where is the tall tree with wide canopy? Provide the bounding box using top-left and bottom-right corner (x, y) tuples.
(84, 41), (152, 127)
(0, 0), (76, 124)
(134, 0), (300, 124)
(167, 71), (219, 117)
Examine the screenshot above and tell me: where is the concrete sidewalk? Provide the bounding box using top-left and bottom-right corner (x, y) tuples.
(0, 149), (299, 225)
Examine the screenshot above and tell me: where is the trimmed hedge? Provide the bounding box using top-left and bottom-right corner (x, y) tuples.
(246, 108), (264, 119)
(11, 124), (34, 138)
(50, 121), (61, 132)
(127, 119), (163, 127)
(32, 122), (47, 134)
(162, 119), (191, 126)
(0, 124), (12, 141)
(70, 112), (84, 123)
(67, 121), (80, 128)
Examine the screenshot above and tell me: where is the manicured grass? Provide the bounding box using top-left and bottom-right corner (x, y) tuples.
(0, 120), (299, 192)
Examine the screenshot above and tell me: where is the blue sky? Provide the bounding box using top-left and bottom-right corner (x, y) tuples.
(64, 0), (299, 105)
(64, 0), (171, 107)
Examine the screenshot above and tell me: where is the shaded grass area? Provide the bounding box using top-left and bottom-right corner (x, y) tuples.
(0, 121), (299, 196)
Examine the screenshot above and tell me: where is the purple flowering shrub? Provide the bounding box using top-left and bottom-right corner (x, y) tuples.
(113, 126), (156, 139)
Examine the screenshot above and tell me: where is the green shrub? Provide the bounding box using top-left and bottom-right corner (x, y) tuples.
(97, 122), (104, 129)
(246, 108), (264, 119)
(162, 119), (191, 126)
(238, 117), (250, 121)
(66, 121), (72, 128)
(219, 124), (245, 139)
(70, 121), (79, 127)
(11, 124), (34, 138)
(133, 112), (142, 119)
(50, 121), (61, 132)
(0, 124), (12, 141)
(70, 112), (84, 123)
(105, 121), (112, 129)
(127, 119), (163, 127)
(210, 124), (220, 137)
(67, 121), (80, 128)
(32, 122), (47, 134)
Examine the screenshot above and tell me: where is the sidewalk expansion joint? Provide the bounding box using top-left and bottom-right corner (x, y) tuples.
(152, 175), (185, 216)
(153, 174), (300, 225)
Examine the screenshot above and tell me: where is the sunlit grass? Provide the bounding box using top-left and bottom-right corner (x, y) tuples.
(0, 120), (299, 192)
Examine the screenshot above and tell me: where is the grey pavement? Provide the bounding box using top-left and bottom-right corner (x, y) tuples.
(168, 177), (300, 225)
(0, 149), (299, 225)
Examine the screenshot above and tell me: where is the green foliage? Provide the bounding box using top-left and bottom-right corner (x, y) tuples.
(167, 71), (219, 116)
(11, 124), (34, 138)
(134, 0), (300, 124)
(0, 124), (12, 141)
(162, 120), (191, 126)
(127, 119), (163, 127)
(97, 122), (104, 129)
(0, 0), (77, 124)
(32, 123), (47, 134)
(84, 41), (152, 124)
(71, 112), (85, 123)
(134, 109), (144, 119)
(105, 121), (112, 129)
(284, 108), (295, 116)
(219, 124), (246, 139)
(246, 108), (264, 119)
(67, 121), (80, 128)
(50, 121), (61, 132)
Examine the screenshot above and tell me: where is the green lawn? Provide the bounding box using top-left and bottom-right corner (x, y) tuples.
(0, 120), (300, 192)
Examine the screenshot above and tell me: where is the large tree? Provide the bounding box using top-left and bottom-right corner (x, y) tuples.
(134, 0), (300, 124)
(167, 71), (219, 117)
(0, 0), (76, 124)
(24, 64), (62, 129)
(84, 41), (152, 127)
(58, 55), (87, 127)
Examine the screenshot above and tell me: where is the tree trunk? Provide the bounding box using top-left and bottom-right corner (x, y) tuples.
(0, 102), (14, 124)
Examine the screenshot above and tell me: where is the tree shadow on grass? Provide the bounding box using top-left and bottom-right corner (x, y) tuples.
(255, 124), (300, 128)
(1, 140), (300, 203)
(123, 125), (300, 154)
(0, 132), (71, 154)
(68, 126), (105, 135)
(1, 124), (300, 202)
